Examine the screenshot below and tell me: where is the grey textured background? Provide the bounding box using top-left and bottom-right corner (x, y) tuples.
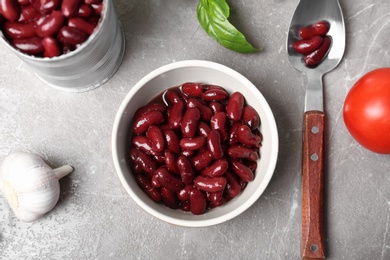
(1, 0), (390, 259)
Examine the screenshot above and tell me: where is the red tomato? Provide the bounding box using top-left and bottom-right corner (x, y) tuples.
(343, 68), (390, 154)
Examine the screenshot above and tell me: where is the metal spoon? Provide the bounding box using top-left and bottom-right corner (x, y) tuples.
(287, 0), (345, 259)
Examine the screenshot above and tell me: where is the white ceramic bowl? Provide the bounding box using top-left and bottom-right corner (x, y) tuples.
(112, 60), (278, 227)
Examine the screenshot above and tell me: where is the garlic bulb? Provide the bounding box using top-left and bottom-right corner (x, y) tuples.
(0, 152), (73, 222)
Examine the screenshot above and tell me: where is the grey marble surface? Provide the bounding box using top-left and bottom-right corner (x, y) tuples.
(1, 0), (390, 259)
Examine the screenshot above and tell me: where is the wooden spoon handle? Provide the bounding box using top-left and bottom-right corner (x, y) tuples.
(301, 111), (325, 260)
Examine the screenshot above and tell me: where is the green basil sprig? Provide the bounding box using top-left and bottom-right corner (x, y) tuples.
(197, 0), (261, 53)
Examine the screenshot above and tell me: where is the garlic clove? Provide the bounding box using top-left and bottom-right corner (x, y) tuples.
(0, 152), (73, 222)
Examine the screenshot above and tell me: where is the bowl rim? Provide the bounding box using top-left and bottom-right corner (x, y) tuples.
(111, 60), (279, 227)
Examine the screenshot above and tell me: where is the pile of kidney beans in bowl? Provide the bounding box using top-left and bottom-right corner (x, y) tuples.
(111, 60), (279, 227)
(0, 0), (103, 57)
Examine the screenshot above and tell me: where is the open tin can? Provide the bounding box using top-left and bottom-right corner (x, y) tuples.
(0, 0), (125, 92)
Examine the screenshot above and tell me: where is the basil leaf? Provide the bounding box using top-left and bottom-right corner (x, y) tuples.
(197, 0), (261, 53)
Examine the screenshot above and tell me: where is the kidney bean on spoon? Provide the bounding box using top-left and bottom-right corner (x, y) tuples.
(129, 83), (263, 215)
(304, 35), (332, 66)
(0, 0), (101, 57)
(292, 20), (332, 67)
(299, 20), (330, 39)
(292, 35), (323, 55)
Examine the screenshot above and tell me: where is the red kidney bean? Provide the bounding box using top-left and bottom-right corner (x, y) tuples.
(230, 160), (254, 182)
(299, 20), (330, 39)
(36, 11), (65, 37)
(85, 13), (99, 25)
(210, 112), (228, 141)
(292, 35), (323, 55)
(153, 167), (184, 192)
(168, 101), (184, 129)
(179, 136), (206, 151)
(242, 105), (260, 130)
(198, 121), (211, 137)
(252, 128), (263, 147)
(163, 89), (183, 106)
(181, 107), (200, 138)
(208, 197), (226, 209)
(136, 174), (161, 203)
(39, 0), (60, 14)
(0, 0), (20, 21)
(146, 125), (165, 154)
(189, 189), (206, 215)
(209, 101), (224, 114)
(84, 0), (101, 4)
(131, 160), (143, 175)
(133, 110), (164, 135)
(132, 135), (156, 156)
(91, 2), (101, 15)
(191, 148), (213, 171)
(226, 92), (244, 122)
(17, 0), (29, 5)
(239, 179), (248, 191)
(61, 0), (82, 17)
(4, 21), (35, 39)
(236, 124), (262, 147)
(202, 84), (224, 91)
(58, 25), (88, 45)
(77, 3), (92, 17)
(151, 174), (160, 188)
(304, 36), (332, 66)
(42, 36), (61, 57)
(163, 129), (181, 155)
(228, 145), (259, 161)
(207, 190), (223, 204)
(228, 122), (241, 145)
(201, 89), (228, 101)
(177, 185), (192, 202)
(163, 150), (179, 174)
(187, 98), (213, 121)
(181, 149), (194, 157)
(200, 159), (228, 177)
(194, 176), (227, 192)
(129, 147), (157, 177)
(180, 200), (191, 212)
(18, 5), (37, 22)
(35, 13), (46, 26)
(225, 171), (241, 200)
(153, 154), (164, 164)
(134, 103), (166, 121)
(207, 129), (224, 159)
(181, 82), (203, 97)
(12, 37), (43, 54)
(68, 16), (95, 34)
(176, 155), (195, 185)
(161, 187), (180, 209)
(247, 160), (257, 172)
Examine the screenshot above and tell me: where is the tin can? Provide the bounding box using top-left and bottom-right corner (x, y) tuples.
(0, 0), (125, 92)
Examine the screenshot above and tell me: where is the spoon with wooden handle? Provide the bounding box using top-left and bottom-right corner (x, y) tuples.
(287, 0), (345, 259)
